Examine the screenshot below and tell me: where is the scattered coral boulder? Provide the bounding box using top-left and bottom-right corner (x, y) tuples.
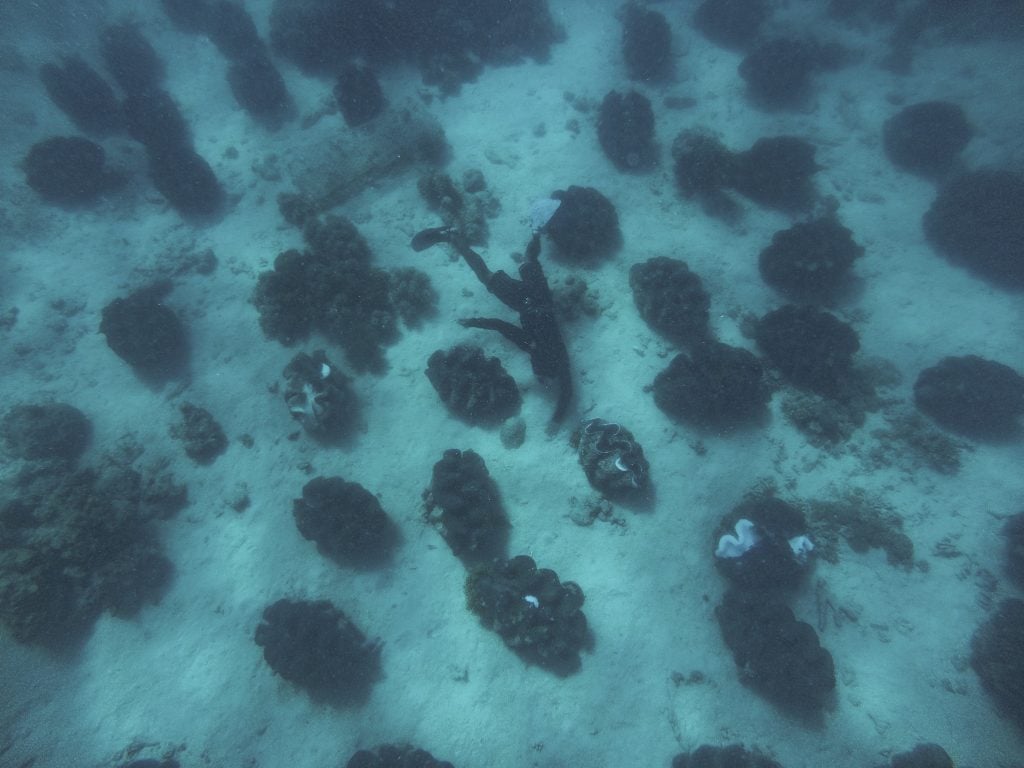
(0, 465), (175, 646)
(269, 0), (396, 74)
(388, 267), (438, 327)
(758, 217), (863, 303)
(269, 0), (561, 91)
(1004, 513), (1024, 589)
(113, 60), (223, 218)
(170, 403), (227, 464)
(277, 191), (319, 227)
(734, 136), (819, 211)
(228, 54), (291, 125)
(970, 597), (1024, 730)
(161, 0), (211, 32)
(630, 256), (710, 344)
(597, 90), (657, 171)
(293, 476), (398, 567)
(755, 305), (859, 396)
(621, 1), (672, 81)
(345, 745), (454, 768)
(923, 170), (1024, 289)
(670, 129), (739, 218)
(465, 554), (588, 674)
(334, 63), (385, 127)
(671, 130), (737, 193)
(781, 390), (866, 447)
(653, 342), (769, 428)
(913, 355), (1024, 439)
(254, 598), (380, 704)
(739, 38), (847, 109)
(884, 743), (955, 768)
(883, 101), (972, 178)
(671, 132), (819, 214)
(809, 493), (914, 569)
(713, 496), (815, 591)
(100, 282), (189, 380)
(253, 217), (401, 372)
(425, 345), (521, 426)
(123, 87), (190, 150)
(716, 588), (835, 711)
(206, 0), (264, 59)
(283, 350), (361, 441)
(673, 745), (783, 768)
(571, 418), (650, 498)
(99, 22), (165, 95)
(146, 145), (224, 217)
(39, 56), (123, 135)
(545, 185), (622, 263)
(1, 403), (91, 462)
(119, 758), (180, 768)
(23, 136), (114, 205)
(252, 249), (317, 344)
(692, 0), (769, 50)
(425, 449), (508, 563)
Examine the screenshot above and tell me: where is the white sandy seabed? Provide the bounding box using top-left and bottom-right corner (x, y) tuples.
(1, 1), (1023, 767)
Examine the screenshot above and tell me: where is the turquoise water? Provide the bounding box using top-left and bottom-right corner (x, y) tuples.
(1, 2), (1023, 767)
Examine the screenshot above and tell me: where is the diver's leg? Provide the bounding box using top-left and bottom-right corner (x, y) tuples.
(459, 317), (532, 353)
(411, 227), (494, 284)
(445, 237), (530, 310)
(550, 372), (573, 425)
(411, 227), (529, 311)
(410, 226), (457, 252)
(451, 241), (497, 287)
(524, 231), (541, 261)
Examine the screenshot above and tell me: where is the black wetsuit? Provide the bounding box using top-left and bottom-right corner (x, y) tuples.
(412, 227), (573, 423)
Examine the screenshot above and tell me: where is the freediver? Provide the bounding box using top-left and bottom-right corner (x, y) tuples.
(411, 221), (573, 425)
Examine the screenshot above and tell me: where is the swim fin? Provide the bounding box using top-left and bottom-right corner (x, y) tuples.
(411, 226), (456, 252)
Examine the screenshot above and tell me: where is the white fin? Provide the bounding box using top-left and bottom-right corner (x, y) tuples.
(530, 198), (561, 231)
